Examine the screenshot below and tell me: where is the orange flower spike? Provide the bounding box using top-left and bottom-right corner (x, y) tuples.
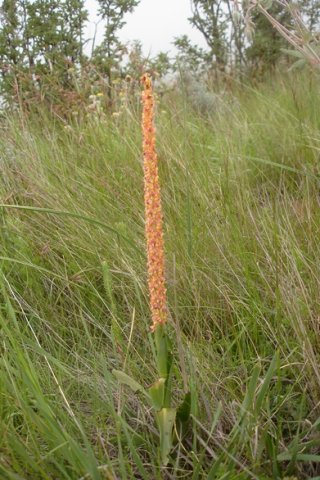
(141, 73), (167, 332)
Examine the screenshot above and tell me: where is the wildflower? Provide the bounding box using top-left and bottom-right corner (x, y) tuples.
(141, 73), (167, 332)
(97, 92), (104, 97)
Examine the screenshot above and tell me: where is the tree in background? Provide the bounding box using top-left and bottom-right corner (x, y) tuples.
(0, 0), (141, 111)
(187, 0), (320, 76)
(61, 0), (88, 65)
(245, 0), (320, 72)
(0, 0), (319, 112)
(123, 40), (172, 78)
(300, 0), (320, 32)
(189, 0), (228, 69)
(0, 0), (88, 106)
(26, 0), (63, 72)
(186, 0), (246, 72)
(0, 0), (23, 99)
(25, 0), (88, 73)
(245, 2), (292, 73)
(173, 34), (210, 73)
(93, 0), (140, 102)
(149, 51), (172, 78)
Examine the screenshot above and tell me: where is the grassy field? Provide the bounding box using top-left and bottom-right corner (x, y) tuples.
(1, 72), (320, 479)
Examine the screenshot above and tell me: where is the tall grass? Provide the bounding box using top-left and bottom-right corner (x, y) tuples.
(1, 71), (320, 479)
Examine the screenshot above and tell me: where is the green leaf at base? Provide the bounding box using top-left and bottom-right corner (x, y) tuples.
(149, 378), (166, 410)
(156, 408), (176, 466)
(112, 369), (147, 396)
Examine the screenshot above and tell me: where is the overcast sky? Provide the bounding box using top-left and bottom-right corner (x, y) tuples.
(85, 0), (206, 56)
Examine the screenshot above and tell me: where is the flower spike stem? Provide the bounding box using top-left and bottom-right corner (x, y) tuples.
(114, 74), (191, 468)
(141, 73), (177, 464)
